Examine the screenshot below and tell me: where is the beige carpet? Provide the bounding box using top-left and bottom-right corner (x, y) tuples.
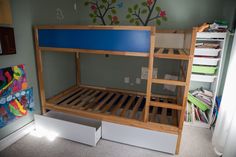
(0, 125), (218, 157)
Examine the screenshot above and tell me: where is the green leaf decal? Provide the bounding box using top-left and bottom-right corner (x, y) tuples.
(141, 9), (147, 14)
(128, 7), (133, 13)
(126, 14), (131, 19)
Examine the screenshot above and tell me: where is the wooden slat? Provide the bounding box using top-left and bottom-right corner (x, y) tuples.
(130, 96), (144, 119)
(82, 91), (108, 110)
(76, 90), (100, 108)
(160, 108), (168, 124)
(172, 110), (178, 126)
(120, 95), (136, 117)
(176, 28), (197, 154)
(54, 87), (83, 104)
(71, 90), (95, 106)
(144, 27), (156, 122)
(157, 48), (164, 54)
(47, 85), (78, 103)
(168, 48), (174, 55)
(154, 48), (190, 60)
(111, 95), (128, 115)
(151, 107), (157, 122)
(150, 101), (182, 110)
(58, 88), (87, 105)
(76, 52), (80, 85)
(34, 27), (46, 113)
(45, 103), (179, 134)
(178, 49), (186, 55)
(40, 47), (149, 57)
(152, 79), (186, 86)
(36, 25), (153, 31)
(94, 93), (114, 111)
(80, 84), (177, 100)
(101, 94), (121, 113)
(59, 88), (87, 105)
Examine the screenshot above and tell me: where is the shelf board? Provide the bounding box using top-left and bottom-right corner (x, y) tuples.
(184, 121), (209, 128)
(154, 48), (191, 60)
(191, 74), (217, 83)
(196, 32), (227, 39)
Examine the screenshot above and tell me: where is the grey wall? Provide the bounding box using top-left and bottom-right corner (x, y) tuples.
(30, 0), (228, 98)
(0, 0), (40, 139)
(0, 0), (235, 139)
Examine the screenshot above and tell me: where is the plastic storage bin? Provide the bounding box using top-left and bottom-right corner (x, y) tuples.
(34, 111), (102, 146)
(193, 57), (219, 66)
(194, 48), (220, 57)
(191, 74), (216, 82)
(192, 65), (217, 74)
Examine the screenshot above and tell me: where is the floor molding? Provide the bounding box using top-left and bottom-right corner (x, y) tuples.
(0, 122), (35, 151)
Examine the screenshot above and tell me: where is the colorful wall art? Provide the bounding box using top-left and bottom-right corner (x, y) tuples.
(0, 65), (34, 128)
(85, 0), (120, 25)
(126, 0), (167, 26)
(0, 64), (28, 97)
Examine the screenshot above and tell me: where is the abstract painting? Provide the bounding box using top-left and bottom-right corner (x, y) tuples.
(0, 65), (34, 128)
(0, 64), (28, 97)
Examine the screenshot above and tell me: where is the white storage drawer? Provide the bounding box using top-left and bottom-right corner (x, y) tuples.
(197, 32), (226, 39)
(193, 57), (219, 66)
(194, 48), (220, 57)
(191, 74), (216, 82)
(34, 111), (101, 146)
(102, 121), (178, 154)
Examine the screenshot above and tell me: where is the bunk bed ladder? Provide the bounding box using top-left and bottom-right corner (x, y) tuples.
(144, 28), (197, 154)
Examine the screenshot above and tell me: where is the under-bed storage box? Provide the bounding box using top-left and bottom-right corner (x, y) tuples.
(34, 111), (101, 146)
(102, 121), (178, 154)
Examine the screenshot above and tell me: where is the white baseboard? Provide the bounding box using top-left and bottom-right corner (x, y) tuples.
(0, 122), (35, 151)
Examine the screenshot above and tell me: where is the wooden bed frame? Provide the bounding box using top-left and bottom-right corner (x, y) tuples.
(34, 25), (197, 154)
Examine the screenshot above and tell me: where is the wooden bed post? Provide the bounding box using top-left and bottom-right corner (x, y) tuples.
(144, 27), (156, 122)
(175, 28), (197, 154)
(76, 52), (80, 86)
(34, 27), (47, 114)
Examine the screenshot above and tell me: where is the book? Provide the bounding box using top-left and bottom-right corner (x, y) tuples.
(191, 103), (195, 122)
(200, 110), (209, 123)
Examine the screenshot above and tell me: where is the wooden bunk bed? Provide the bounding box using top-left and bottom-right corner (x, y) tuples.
(34, 25), (197, 154)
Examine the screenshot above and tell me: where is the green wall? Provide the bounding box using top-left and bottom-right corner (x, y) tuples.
(0, 0), (235, 139)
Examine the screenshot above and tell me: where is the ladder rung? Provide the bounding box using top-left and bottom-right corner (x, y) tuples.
(150, 101), (182, 110)
(152, 79), (186, 86)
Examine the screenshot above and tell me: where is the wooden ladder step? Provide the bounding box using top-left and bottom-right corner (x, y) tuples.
(152, 79), (186, 86)
(150, 101), (182, 110)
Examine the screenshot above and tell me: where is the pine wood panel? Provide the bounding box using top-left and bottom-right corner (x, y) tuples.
(0, 0), (12, 25)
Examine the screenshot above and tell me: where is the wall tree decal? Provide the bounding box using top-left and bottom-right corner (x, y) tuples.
(85, 0), (120, 25)
(126, 0), (167, 26)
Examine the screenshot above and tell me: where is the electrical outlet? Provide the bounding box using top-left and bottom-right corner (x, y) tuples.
(124, 77), (130, 83)
(141, 67), (157, 79)
(136, 78), (141, 84)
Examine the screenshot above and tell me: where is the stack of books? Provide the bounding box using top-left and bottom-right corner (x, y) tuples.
(185, 102), (209, 123)
(191, 88), (213, 108)
(195, 42), (220, 49)
(185, 88), (213, 124)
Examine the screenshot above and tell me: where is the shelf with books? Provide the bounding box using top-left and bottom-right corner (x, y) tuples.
(185, 31), (227, 128)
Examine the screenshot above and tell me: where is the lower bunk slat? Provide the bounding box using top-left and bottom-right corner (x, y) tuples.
(47, 86), (180, 134)
(45, 102), (179, 134)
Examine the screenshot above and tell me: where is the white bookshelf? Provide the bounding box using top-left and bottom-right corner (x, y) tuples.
(185, 31), (227, 128)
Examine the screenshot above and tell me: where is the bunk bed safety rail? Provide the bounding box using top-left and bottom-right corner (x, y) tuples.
(38, 29), (151, 53)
